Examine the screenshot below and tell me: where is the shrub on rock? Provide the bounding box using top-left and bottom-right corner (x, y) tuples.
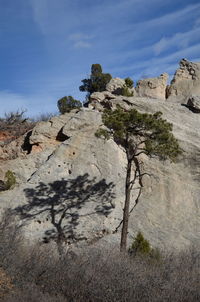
(4, 170), (16, 190)
(124, 77), (134, 88)
(57, 96), (82, 114)
(79, 64), (112, 96)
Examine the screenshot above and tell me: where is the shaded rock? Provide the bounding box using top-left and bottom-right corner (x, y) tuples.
(136, 73), (168, 100)
(106, 77), (135, 96)
(29, 112), (78, 146)
(89, 92), (107, 102)
(187, 95), (200, 113)
(0, 180), (6, 191)
(106, 77), (125, 95)
(167, 59), (200, 99)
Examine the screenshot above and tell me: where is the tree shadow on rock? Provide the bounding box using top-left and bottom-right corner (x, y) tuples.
(14, 174), (115, 253)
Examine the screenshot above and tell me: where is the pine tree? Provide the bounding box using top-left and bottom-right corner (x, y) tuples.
(57, 96), (82, 114)
(79, 64), (112, 96)
(95, 107), (182, 252)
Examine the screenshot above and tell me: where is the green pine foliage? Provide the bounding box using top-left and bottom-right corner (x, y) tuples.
(97, 107), (182, 161)
(79, 64), (112, 96)
(121, 85), (134, 97)
(124, 77), (134, 88)
(130, 232), (151, 255)
(57, 96), (82, 114)
(95, 106), (182, 251)
(129, 232), (162, 261)
(4, 170), (16, 190)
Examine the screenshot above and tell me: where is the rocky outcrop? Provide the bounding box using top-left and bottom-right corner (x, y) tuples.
(187, 96), (200, 113)
(106, 77), (126, 95)
(1, 60), (200, 252)
(88, 91), (136, 111)
(167, 59), (200, 99)
(136, 73), (168, 100)
(106, 78), (135, 96)
(0, 97), (199, 251)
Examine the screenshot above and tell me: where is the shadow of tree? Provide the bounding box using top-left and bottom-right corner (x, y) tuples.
(14, 174), (115, 252)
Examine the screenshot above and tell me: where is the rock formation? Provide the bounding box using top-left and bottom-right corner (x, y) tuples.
(106, 77), (135, 96)
(167, 59), (200, 99)
(136, 73), (168, 100)
(0, 60), (200, 252)
(187, 95), (200, 113)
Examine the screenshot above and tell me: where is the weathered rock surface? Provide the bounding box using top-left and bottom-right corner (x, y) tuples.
(136, 73), (168, 100)
(187, 95), (200, 113)
(106, 77), (126, 95)
(0, 97), (199, 252)
(0, 60), (200, 252)
(106, 77), (135, 96)
(167, 59), (200, 99)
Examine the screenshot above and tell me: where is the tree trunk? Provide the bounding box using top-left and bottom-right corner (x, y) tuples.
(120, 159), (132, 252)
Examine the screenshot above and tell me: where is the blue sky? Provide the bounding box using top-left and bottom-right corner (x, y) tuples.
(0, 0), (200, 117)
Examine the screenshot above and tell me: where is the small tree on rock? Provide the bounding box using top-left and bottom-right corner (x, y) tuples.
(124, 77), (134, 88)
(57, 96), (82, 114)
(95, 107), (182, 252)
(79, 64), (112, 96)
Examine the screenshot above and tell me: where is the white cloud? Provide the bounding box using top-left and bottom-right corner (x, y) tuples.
(153, 27), (200, 55)
(69, 33), (94, 41)
(69, 32), (94, 49)
(110, 43), (200, 78)
(74, 41), (91, 49)
(194, 17), (200, 28)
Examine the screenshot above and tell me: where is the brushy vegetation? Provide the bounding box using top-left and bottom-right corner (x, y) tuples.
(0, 110), (35, 144)
(57, 96), (82, 114)
(121, 84), (134, 97)
(4, 171), (16, 190)
(0, 211), (199, 302)
(129, 231), (162, 262)
(30, 112), (56, 122)
(124, 77), (134, 88)
(0, 110), (57, 146)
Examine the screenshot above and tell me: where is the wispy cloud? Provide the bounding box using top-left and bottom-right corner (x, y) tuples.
(69, 33), (93, 49)
(1, 0), (200, 115)
(74, 41), (91, 49)
(153, 27), (200, 55)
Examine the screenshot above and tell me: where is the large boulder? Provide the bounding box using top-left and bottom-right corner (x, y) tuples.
(187, 95), (200, 113)
(136, 73), (168, 100)
(106, 78), (125, 95)
(167, 59), (200, 99)
(106, 78), (135, 96)
(0, 101), (199, 251)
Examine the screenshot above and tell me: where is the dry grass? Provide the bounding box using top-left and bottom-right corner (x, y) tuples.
(0, 210), (199, 302)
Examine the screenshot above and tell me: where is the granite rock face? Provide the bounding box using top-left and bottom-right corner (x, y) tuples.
(106, 77), (135, 96)
(187, 95), (200, 113)
(136, 73), (168, 100)
(106, 77), (126, 95)
(0, 60), (200, 252)
(167, 59), (200, 99)
(0, 100), (199, 251)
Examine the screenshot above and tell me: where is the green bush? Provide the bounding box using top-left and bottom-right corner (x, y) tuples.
(4, 170), (16, 190)
(124, 77), (134, 88)
(57, 96), (82, 114)
(121, 85), (134, 97)
(79, 64), (112, 96)
(130, 232), (151, 255)
(129, 232), (162, 262)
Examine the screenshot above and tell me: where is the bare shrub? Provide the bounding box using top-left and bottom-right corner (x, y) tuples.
(30, 112), (57, 122)
(0, 211), (199, 301)
(0, 110), (35, 144)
